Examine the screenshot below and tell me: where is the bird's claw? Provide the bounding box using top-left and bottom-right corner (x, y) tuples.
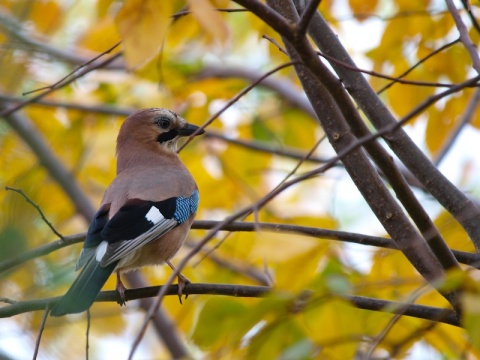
(116, 273), (127, 306)
(177, 274), (191, 304)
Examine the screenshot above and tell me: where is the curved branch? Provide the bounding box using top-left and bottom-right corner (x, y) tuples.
(0, 11), (123, 69)
(0, 52), (121, 117)
(289, 1), (480, 249)
(1, 110), (95, 220)
(0, 284), (459, 327)
(196, 65), (316, 118)
(2, 221), (479, 277)
(445, 0), (480, 74)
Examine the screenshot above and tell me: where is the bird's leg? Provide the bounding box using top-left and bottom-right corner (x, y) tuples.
(165, 260), (190, 304)
(116, 271), (127, 306)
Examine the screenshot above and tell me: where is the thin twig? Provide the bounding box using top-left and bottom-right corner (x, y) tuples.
(86, 310), (91, 360)
(363, 284), (429, 359)
(376, 38), (460, 94)
(434, 88), (480, 166)
(445, 0), (480, 74)
(0, 94), (134, 115)
(177, 61), (298, 152)
(22, 42), (122, 95)
(206, 131), (331, 163)
(5, 186), (64, 240)
(194, 134), (326, 268)
(0, 52), (122, 118)
(129, 72), (479, 359)
(461, 0), (480, 33)
(1, 219), (479, 278)
(319, 49), (471, 89)
(261, 34), (288, 55)
(32, 307), (49, 360)
(172, 7), (249, 20)
(296, 0), (322, 35)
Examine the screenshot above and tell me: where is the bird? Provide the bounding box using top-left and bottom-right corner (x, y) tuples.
(50, 108), (204, 316)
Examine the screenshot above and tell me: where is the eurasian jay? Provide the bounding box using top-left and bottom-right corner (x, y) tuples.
(51, 108), (204, 316)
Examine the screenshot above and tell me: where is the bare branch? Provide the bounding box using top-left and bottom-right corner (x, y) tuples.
(206, 130), (330, 163)
(130, 79), (480, 354)
(0, 233), (83, 274)
(196, 65), (315, 118)
(124, 272), (188, 358)
(445, 0), (480, 74)
(296, 0), (322, 35)
(1, 110), (96, 220)
(262, 34), (288, 55)
(1, 283), (270, 318)
(178, 61), (298, 152)
(376, 38), (460, 95)
(0, 51), (122, 118)
(318, 49), (473, 89)
(22, 42), (122, 95)
(0, 284), (460, 327)
(434, 88), (480, 166)
(33, 307), (49, 360)
(2, 219), (479, 280)
(5, 186), (64, 240)
(0, 11), (120, 68)
(0, 94), (135, 116)
(289, 0), (480, 249)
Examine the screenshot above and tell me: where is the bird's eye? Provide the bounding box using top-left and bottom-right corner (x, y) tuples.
(156, 117), (170, 129)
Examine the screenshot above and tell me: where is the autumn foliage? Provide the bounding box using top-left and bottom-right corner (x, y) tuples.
(1, 0), (480, 359)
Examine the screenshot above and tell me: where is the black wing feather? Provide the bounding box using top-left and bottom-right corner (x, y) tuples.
(101, 198), (177, 242)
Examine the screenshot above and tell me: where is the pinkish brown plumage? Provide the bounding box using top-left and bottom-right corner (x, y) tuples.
(51, 108), (204, 316)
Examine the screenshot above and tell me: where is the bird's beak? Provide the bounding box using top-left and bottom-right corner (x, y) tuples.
(177, 123), (205, 137)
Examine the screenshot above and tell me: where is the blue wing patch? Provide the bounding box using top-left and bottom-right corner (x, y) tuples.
(102, 198), (176, 242)
(174, 190), (199, 224)
(77, 191), (199, 268)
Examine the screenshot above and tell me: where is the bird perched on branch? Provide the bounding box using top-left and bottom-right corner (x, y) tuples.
(51, 108), (204, 316)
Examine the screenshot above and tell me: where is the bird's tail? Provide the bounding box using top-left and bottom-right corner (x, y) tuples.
(50, 257), (117, 316)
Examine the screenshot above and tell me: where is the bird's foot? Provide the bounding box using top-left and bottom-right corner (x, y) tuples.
(165, 260), (191, 304)
(116, 272), (127, 306)
(177, 273), (191, 304)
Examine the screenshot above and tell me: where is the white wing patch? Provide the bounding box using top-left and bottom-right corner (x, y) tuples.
(95, 241), (108, 262)
(145, 206), (165, 224)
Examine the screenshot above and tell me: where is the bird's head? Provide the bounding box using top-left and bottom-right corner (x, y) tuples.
(117, 108), (205, 155)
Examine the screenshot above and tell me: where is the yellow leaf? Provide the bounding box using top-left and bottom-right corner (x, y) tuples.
(78, 17), (120, 52)
(426, 95), (465, 156)
(116, 0), (174, 68)
(97, 0), (115, 18)
(434, 210), (476, 252)
(188, 0), (229, 43)
(30, 0), (62, 34)
(302, 299), (363, 359)
(463, 293), (480, 354)
(348, 0), (377, 21)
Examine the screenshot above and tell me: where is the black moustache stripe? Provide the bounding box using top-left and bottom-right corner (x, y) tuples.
(157, 129), (178, 143)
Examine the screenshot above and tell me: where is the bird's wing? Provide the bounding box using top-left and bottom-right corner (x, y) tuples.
(97, 192), (198, 266)
(75, 203), (111, 270)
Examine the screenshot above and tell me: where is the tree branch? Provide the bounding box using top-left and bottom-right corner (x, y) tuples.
(0, 51), (122, 118)
(296, 0), (321, 35)
(5, 186), (64, 240)
(2, 221), (479, 277)
(196, 65), (316, 118)
(445, 0), (480, 74)
(1, 110), (96, 220)
(264, 0), (456, 307)
(288, 0), (480, 250)
(0, 284), (460, 327)
(434, 88), (480, 166)
(0, 11), (121, 68)
(124, 272), (188, 358)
